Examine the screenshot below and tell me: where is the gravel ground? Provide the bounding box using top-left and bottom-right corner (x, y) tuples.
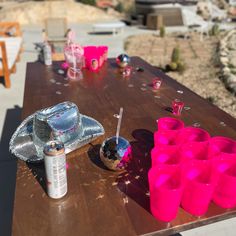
(125, 32), (236, 118)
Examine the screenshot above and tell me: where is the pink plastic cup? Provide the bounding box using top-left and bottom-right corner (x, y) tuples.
(208, 136), (236, 159)
(83, 46), (97, 68)
(86, 56), (99, 72)
(152, 77), (162, 90)
(122, 66), (132, 77)
(213, 161), (236, 208)
(172, 99), (184, 116)
(148, 166), (183, 222)
(178, 127), (210, 144)
(180, 141), (209, 163)
(157, 117), (184, 132)
(98, 46), (108, 61)
(154, 130), (182, 148)
(181, 162), (216, 216)
(151, 146), (181, 167)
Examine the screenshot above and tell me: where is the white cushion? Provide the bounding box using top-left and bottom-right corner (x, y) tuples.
(0, 37), (22, 70)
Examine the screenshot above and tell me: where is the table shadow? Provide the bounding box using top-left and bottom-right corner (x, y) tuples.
(88, 31), (114, 35)
(0, 105), (21, 161)
(116, 129), (154, 212)
(87, 143), (110, 171)
(27, 162), (47, 193)
(0, 105), (21, 236)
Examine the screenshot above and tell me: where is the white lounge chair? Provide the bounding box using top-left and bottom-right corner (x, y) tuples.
(92, 21), (125, 35)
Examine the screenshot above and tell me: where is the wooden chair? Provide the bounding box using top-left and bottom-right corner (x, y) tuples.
(0, 22), (22, 37)
(44, 18), (69, 44)
(0, 22), (22, 88)
(44, 18), (70, 59)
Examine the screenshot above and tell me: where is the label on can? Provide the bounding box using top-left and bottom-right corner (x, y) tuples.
(44, 141), (67, 199)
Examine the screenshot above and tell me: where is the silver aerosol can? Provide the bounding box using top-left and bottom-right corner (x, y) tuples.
(43, 41), (52, 66)
(44, 140), (67, 199)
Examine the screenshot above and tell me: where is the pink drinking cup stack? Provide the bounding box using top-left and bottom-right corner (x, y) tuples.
(213, 163), (236, 208)
(154, 117), (184, 148)
(180, 142), (210, 164)
(151, 145), (181, 167)
(209, 137), (236, 208)
(181, 162), (216, 216)
(157, 117), (184, 132)
(148, 166), (183, 222)
(178, 127), (210, 144)
(208, 136), (236, 159)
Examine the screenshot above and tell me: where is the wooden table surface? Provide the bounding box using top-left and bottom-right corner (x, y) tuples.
(12, 57), (236, 236)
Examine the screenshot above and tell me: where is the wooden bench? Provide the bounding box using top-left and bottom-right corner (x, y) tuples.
(0, 22), (22, 88)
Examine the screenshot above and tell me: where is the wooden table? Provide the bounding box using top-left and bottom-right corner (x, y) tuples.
(12, 57), (236, 236)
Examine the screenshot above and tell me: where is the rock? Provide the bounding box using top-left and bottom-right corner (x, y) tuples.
(220, 51), (228, 57)
(220, 41), (227, 49)
(226, 74), (236, 84)
(220, 56), (229, 64)
(231, 68), (236, 74)
(222, 67), (231, 74)
(228, 82), (236, 92)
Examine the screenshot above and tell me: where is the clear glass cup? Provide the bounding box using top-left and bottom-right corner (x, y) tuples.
(64, 44), (84, 80)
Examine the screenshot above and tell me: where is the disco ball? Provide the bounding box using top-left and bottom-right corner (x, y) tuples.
(116, 54), (130, 68)
(100, 136), (132, 171)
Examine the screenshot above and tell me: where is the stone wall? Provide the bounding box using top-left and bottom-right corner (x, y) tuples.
(219, 29), (236, 93)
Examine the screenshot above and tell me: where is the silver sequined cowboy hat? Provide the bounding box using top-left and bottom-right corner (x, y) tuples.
(10, 101), (105, 162)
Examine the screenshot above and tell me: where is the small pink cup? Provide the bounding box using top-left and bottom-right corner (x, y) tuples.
(172, 99), (184, 116)
(178, 127), (210, 144)
(157, 117), (184, 132)
(213, 162), (236, 208)
(151, 146), (181, 167)
(148, 166), (183, 222)
(208, 136), (236, 159)
(152, 77), (162, 90)
(122, 66), (132, 77)
(181, 162), (216, 216)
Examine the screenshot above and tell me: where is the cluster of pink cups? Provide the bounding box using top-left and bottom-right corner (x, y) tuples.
(83, 46), (108, 72)
(149, 117), (236, 222)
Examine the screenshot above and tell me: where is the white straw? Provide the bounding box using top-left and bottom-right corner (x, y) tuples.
(116, 107), (123, 144)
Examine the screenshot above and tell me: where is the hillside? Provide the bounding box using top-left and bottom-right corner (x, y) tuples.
(0, 0), (120, 25)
